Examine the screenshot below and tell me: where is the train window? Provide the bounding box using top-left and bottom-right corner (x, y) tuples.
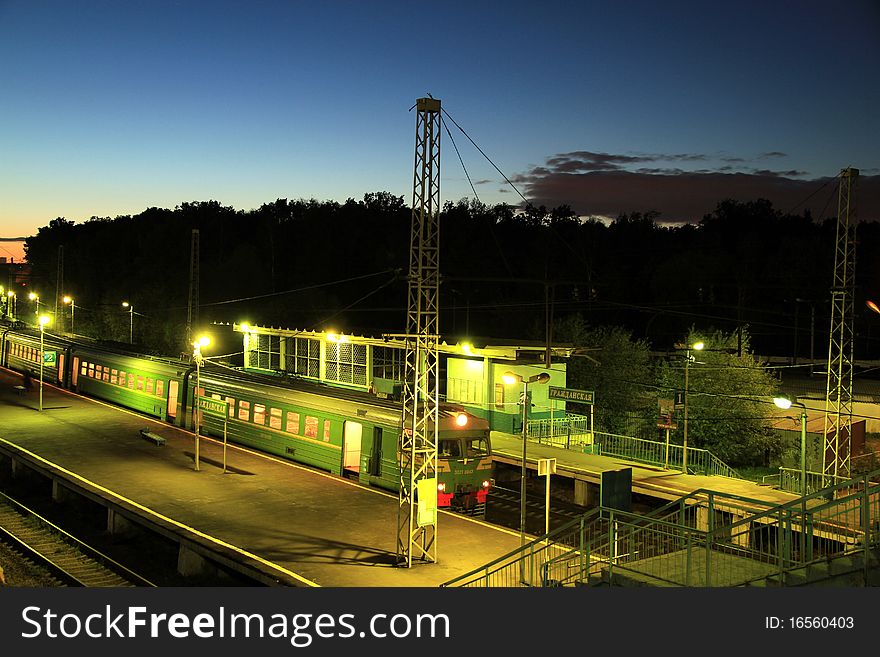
(439, 439), (462, 458)
(269, 408), (282, 430)
(156, 379), (164, 397)
(465, 438), (490, 457)
(286, 412), (300, 434)
(80, 362), (88, 376)
(111, 369), (118, 385)
(238, 400), (250, 421)
(304, 416), (319, 439)
(128, 373), (135, 389)
(323, 419), (332, 442)
(225, 397), (235, 418)
(253, 404), (266, 425)
(118, 370), (125, 386)
(136, 375), (144, 391)
(103, 369), (110, 382)
(95, 364), (103, 377)
(88, 363), (95, 378)
(146, 378), (154, 394)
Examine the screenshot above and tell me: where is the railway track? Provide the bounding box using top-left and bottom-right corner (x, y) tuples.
(486, 485), (586, 534)
(0, 493), (154, 587)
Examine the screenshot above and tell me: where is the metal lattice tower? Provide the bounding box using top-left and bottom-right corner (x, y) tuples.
(397, 97), (441, 567)
(823, 167), (859, 481)
(187, 229), (200, 350)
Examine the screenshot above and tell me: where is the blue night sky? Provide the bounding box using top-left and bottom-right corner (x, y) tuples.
(1, 0), (878, 260)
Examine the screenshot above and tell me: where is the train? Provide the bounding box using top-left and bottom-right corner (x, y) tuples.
(0, 323), (493, 513)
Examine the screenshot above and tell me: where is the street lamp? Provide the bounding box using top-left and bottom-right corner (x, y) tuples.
(193, 335), (211, 472)
(773, 396), (808, 498)
(28, 292), (40, 322)
(676, 340), (704, 474)
(38, 315), (50, 411)
(6, 291), (16, 321)
(502, 370), (551, 548)
(63, 296), (75, 333)
(122, 302), (134, 343)
(773, 394), (809, 559)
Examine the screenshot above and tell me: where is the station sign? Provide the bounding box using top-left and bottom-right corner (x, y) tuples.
(42, 351), (56, 364)
(198, 396), (229, 417)
(548, 386), (594, 404)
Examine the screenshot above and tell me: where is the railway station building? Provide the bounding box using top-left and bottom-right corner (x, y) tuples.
(231, 323), (590, 439)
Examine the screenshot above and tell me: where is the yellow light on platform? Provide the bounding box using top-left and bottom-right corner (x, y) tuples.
(38, 315), (51, 412)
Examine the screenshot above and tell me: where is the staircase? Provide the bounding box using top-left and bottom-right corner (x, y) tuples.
(442, 468), (880, 588)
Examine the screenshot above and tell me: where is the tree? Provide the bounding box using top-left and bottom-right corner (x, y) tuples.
(657, 327), (785, 467)
(554, 315), (656, 436)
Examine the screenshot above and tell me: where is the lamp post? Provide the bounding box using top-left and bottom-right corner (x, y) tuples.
(38, 315), (50, 411)
(7, 291), (16, 321)
(773, 395), (809, 559)
(677, 340), (704, 474)
(122, 302), (134, 343)
(28, 292), (40, 322)
(502, 370), (551, 548)
(193, 336), (210, 472)
(63, 296), (75, 333)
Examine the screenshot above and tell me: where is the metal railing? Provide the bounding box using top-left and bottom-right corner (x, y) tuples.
(443, 467), (880, 587)
(525, 414), (740, 478)
(773, 467), (847, 496)
(527, 414), (593, 449)
(597, 432), (741, 479)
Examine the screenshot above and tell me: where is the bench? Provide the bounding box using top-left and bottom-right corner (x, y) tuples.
(139, 429), (166, 447)
(13, 385), (26, 396)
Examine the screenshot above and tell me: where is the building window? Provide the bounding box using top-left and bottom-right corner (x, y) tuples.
(372, 345), (405, 382)
(448, 377), (482, 404)
(325, 341), (367, 386)
(249, 334), (281, 370)
(287, 337), (320, 378)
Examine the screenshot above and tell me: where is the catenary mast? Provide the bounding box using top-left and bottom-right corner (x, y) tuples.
(397, 97), (441, 567)
(823, 167), (859, 482)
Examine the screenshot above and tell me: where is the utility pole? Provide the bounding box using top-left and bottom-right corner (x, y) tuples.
(55, 245), (63, 331)
(823, 167), (858, 483)
(187, 229), (200, 351)
(397, 97), (441, 568)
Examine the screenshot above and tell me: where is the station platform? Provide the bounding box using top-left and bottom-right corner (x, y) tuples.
(490, 432), (803, 508)
(0, 368), (523, 587)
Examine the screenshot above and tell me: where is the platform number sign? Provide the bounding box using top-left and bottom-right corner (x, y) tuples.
(42, 351), (57, 365)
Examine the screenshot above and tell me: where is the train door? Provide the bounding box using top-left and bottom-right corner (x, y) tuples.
(342, 421), (362, 476)
(167, 380), (179, 421)
(72, 356), (79, 388)
(57, 353), (65, 386)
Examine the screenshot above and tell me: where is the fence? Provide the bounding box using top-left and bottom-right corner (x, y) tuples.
(442, 468), (880, 587)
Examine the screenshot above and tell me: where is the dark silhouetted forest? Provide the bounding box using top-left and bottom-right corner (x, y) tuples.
(22, 193), (880, 359)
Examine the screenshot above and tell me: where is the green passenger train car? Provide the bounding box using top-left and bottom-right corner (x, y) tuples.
(1, 328), (71, 387)
(195, 366), (493, 512)
(69, 347), (191, 423)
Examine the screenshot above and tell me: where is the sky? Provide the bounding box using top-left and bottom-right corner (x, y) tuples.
(1, 0), (879, 263)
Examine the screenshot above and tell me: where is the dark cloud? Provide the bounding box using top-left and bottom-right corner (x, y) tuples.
(759, 151), (787, 159)
(518, 168), (880, 223)
(473, 179), (493, 185)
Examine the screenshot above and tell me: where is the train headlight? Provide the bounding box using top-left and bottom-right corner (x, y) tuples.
(455, 412), (468, 427)
(481, 480), (490, 489)
(437, 482), (446, 493)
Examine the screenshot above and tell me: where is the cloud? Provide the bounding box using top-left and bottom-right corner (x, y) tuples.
(516, 162), (880, 223)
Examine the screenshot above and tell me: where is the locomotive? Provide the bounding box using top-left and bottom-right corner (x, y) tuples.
(0, 324), (493, 513)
